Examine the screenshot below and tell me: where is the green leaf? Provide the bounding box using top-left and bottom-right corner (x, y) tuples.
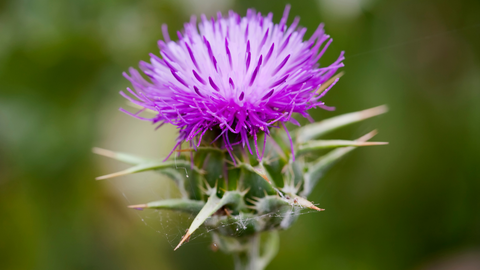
(174, 190), (245, 250)
(295, 105), (388, 143)
(128, 199), (205, 214)
(301, 130), (379, 197)
(297, 140), (388, 155)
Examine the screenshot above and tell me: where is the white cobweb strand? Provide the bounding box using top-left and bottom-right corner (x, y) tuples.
(107, 173), (321, 248)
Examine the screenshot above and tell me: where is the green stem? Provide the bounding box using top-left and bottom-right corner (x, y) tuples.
(230, 231), (279, 270)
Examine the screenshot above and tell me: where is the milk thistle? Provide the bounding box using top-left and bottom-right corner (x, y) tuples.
(95, 5), (387, 270)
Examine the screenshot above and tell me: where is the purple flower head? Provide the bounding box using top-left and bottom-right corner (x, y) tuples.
(121, 5), (344, 161)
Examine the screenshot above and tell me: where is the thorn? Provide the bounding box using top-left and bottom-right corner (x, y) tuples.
(357, 130), (378, 142)
(199, 185), (208, 194)
(260, 173), (271, 183)
(249, 195), (260, 201)
(359, 105), (388, 120)
(239, 187), (251, 196)
(289, 194), (325, 212)
(204, 182), (217, 196)
(224, 159), (235, 166)
(174, 232), (191, 251)
(309, 205), (325, 211)
(242, 162), (271, 184)
(183, 230), (191, 243)
(294, 180), (303, 193)
(127, 204), (148, 210)
(356, 141), (389, 146)
(92, 147), (116, 158)
(96, 170), (129, 180)
(234, 154), (242, 165)
(245, 198), (259, 204)
(252, 166), (271, 183)
(202, 177), (212, 190)
(281, 164), (288, 174)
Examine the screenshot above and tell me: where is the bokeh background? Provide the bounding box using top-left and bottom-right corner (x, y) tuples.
(1, 0), (479, 269)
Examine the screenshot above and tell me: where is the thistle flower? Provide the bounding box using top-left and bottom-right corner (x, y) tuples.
(121, 5), (344, 160)
(97, 6), (387, 270)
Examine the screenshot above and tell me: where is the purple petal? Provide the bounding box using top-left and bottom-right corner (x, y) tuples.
(192, 69), (206, 85)
(249, 55), (263, 86)
(273, 54), (290, 75)
(261, 89), (274, 100)
(246, 52), (251, 71)
(209, 77), (220, 92)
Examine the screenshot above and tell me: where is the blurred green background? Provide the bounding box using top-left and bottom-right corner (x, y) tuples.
(1, 0), (479, 269)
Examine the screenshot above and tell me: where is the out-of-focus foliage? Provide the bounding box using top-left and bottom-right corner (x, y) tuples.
(1, 0), (479, 269)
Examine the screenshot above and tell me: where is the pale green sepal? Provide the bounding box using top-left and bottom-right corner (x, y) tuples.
(95, 159), (201, 180)
(295, 105), (387, 143)
(297, 139), (388, 155)
(93, 147), (151, 165)
(283, 193), (324, 211)
(128, 199), (205, 214)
